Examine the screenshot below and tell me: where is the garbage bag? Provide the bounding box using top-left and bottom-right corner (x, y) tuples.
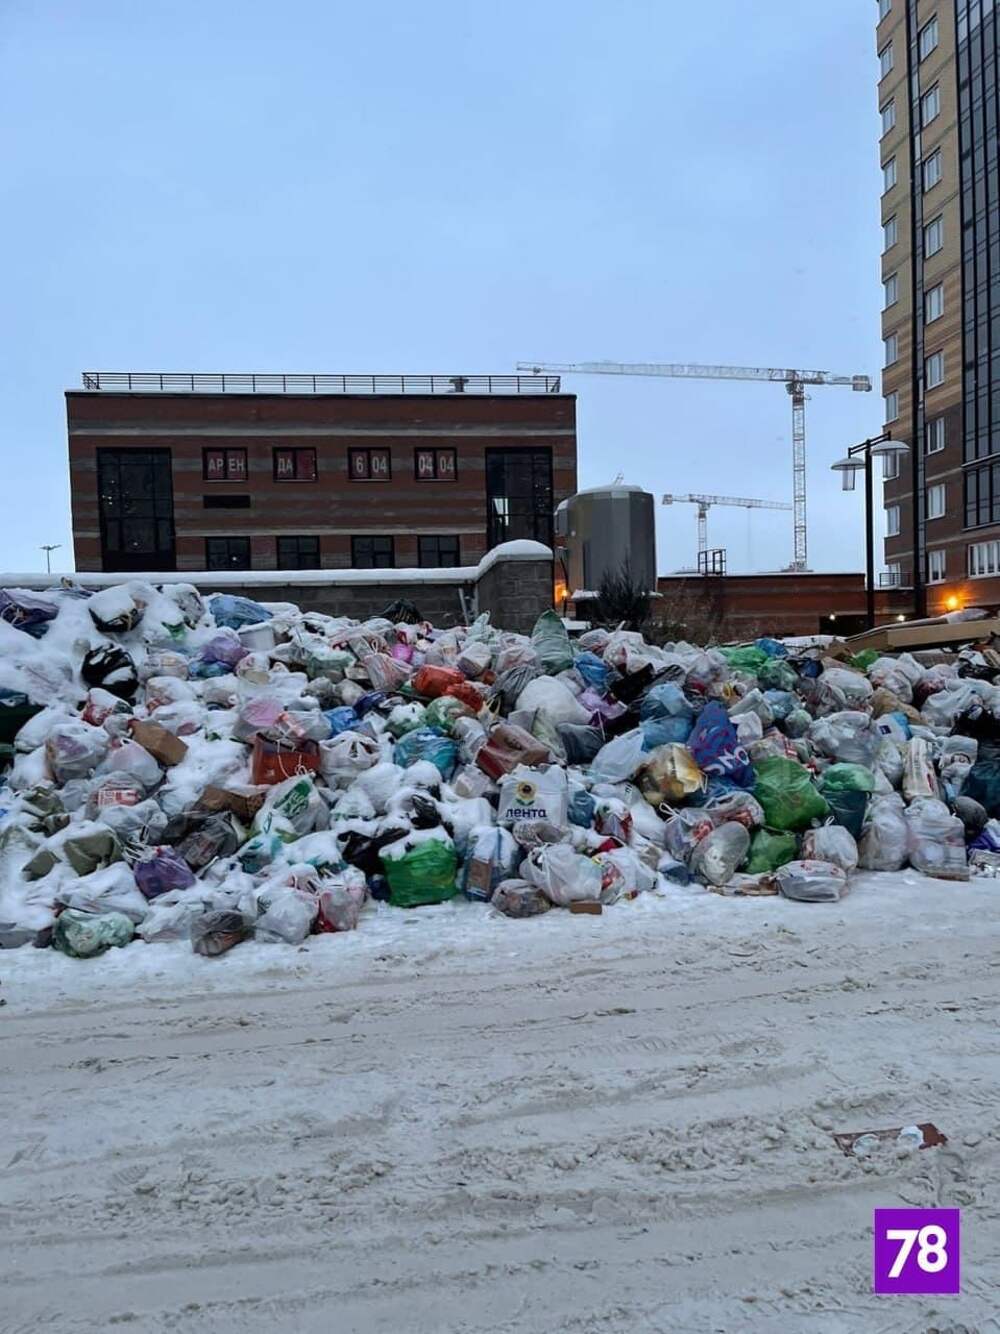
(753, 756), (829, 831)
(177, 813), (242, 870)
(801, 824), (859, 873)
(822, 786), (868, 840)
(490, 878), (552, 917)
(640, 715), (693, 748)
(776, 859), (847, 903)
(821, 763), (876, 794)
(88, 586), (143, 634)
(319, 731), (380, 785)
(818, 667), (873, 708)
(522, 843), (603, 906)
(0, 588), (59, 638)
(208, 594), (273, 630)
(568, 787), (596, 828)
(45, 722), (110, 783)
(531, 610), (574, 674)
(745, 827), (798, 874)
(557, 722), (605, 764)
(686, 701), (754, 788)
(636, 744), (704, 808)
(315, 869), (367, 932)
(497, 766), (568, 827)
(573, 651), (611, 693)
(412, 665), (465, 699)
(959, 758), (1000, 817)
(809, 711), (881, 767)
(191, 909), (253, 956)
(689, 822), (750, 886)
(858, 795), (909, 871)
(905, 797), (970, 881)
(640, 682), (694, 724)
(477, 723), (550, 779)
(462, 825), (520, 901)
(380, 831), (459, 908)
(590, 729), (647, 784)
(80, 645), (139, 701)
(134, 847), (197, 899)
(902, 737), (939, 802)
(255, 885), (319, 943)
(424, 696), (475, 734)
(58, 863), (148, 923)
(719, 645), (768, 674)
(52, 909), (135, 958)
(759, 658), (798, 692)
(394, 727), (457, 779)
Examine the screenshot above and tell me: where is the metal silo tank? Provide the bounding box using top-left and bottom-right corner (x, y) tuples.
(555, 485), (656, 596)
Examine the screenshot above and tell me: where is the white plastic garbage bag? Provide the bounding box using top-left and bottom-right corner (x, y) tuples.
(801, 824), (859, 872)
(522, 844), (603, 906)
(858, 794), (909, 871)
(777, 859), (847, 903)
(689, 822), (750, 886)
(905, 797), (969, 881)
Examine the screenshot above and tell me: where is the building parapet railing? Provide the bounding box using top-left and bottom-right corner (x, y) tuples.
(80, 371), (562, 395)
(877, 571), (913, 588)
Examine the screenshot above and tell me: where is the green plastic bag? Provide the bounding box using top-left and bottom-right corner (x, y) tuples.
(52, 909), (134, 959)
(821, 762), (876, 794)
(850, 649), (880, 672)
(531, 610), (574, 674)
(381, 835), (459, 908)
(823, 788), (869, 839)
(423, 695), (474, 734)
(719, 645), (769, 674)
(753, 756), (829, 831)
(758, 658), (798, 692)
(385, 702), (427, 739)
(745, 827), (799, 874)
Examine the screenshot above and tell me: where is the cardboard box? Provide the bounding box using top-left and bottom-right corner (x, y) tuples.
(127, 719), (189, 767)
(199, 785), (267, 823)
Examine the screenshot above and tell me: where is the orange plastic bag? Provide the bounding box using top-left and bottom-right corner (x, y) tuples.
(412, 665), (465, 699)
(251, 735), (321, 786)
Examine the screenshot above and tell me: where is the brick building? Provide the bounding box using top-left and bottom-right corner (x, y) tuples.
(877, 2), (1000, 617)
(67, 372), (576, 574)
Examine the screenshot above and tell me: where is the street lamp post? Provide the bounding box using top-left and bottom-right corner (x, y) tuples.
(40, 544), (61, 575)
(831, 433), (910, 631)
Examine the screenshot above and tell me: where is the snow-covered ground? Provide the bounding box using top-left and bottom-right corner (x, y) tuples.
(3, 873), (998, 1332)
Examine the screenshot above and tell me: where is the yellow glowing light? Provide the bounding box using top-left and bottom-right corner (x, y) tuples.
(896, 614), (906, 622)
(554, 581), (568, 604)
(945, 595), (960, 611)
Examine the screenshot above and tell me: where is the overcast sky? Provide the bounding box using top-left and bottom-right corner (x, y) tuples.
(1, 0), (884, 576)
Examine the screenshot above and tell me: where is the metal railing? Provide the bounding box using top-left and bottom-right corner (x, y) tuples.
(80, 371), (562, 395)
(877, 570), (912, 588)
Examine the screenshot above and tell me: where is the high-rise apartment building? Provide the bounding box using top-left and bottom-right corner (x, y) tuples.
(878, 1), (1000, 614)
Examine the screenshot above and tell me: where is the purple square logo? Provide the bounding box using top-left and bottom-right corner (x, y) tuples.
(873, 1209), (960, 1294)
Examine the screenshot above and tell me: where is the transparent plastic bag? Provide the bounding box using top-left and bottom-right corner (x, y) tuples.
(689, 822), (750, 886)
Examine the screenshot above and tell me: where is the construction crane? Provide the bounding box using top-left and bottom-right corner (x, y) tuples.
(662, 492), (792, 566)
(516, 360), (873, 570)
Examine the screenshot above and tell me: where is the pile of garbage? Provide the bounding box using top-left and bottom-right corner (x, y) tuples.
(0, 577), (998, 958)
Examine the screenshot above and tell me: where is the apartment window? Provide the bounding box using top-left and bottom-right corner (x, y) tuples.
(417, 535), (461, 567)
(923, 215), (943, 259)
(925, 351), (945, 388)
(885, 390), (899, 423)
(964, 463), (1000, 527)
(348, 448), (391, 481)
(922, 149), (942, 191)
(927, 548), (946, 583)
(277, 536), (319, 569)
(884, 273), (899, 308)
(203, 494), (251, 509)
(884, 332), (899, 367)
(969, 539), (1000, 577)
(881, 99), (896, 135)
(414, 448), (458, 481)
(885, 561), (901, 586)
(883, 215), (898, 251)
(203, 448), (248, 482)
(883, 156), (897, 192)
(273, 448), (317, 481)
(921, 85), (940, 126)
(886, 504), (900, 537)
(879, 0), (891, 18)
(884, 449), (900, 480)
(351, 535), (394, 568)
(925, 282), (944, 322)
(486, 448), (554, 548)
(880, 42), (894, 78)
(918, 15), (938, 60)
(926, 416), (945, 454)
(205, 537), (250, 570)
(927, 483), (946, 519)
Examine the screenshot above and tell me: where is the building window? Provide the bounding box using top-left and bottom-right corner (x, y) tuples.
(884, 332), (899, 367)
(277, 536), (319, 569)
(926, 416), (945, 454)
(883, 156), (897, 192)
(97, 449), (175, 573)
(964, 463), (1000, 527)
(203, 494), (251, 509)
(884, 273), (899, 308)
(879, 0), (891, 17)
(918, 15), (939, 60)
(885, 390), (899, 422)
(880, 42), (894, 78)
(206, 537), (250, 570)
(927, 483), (946, 519)
(486, 448), (554, 549)
(885, 561), (901, 586)
(925, 351), (945, 388)
(924, 214), (943, 256)
(927, 548), (946, 583)
(347, 448), (391, 481)
(886, 504), (900, 536)
(203, 448), (248, 482)
(883, 215), (898, 251)
(881, 99), (896, 136)
(922, 149), (942, 191)
(969, 539), (1000, 577)
(351, 535), (394, 568)
(417, 535), (461, 567)
(925, 282), (944, 322)
(884, 449), (900, 481)
(414, 448), (458, 481)
(921, 85), (940, 126)
(273, 448), (317, 481)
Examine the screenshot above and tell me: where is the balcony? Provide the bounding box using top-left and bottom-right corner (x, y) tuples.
(877, 570), (913, 588)
(80, 371), (562, 395)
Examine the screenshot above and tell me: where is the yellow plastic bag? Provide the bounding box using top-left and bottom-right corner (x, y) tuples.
(636, 744), (704, 807)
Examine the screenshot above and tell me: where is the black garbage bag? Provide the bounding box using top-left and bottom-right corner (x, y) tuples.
(339, 823), (410, 878)
(381, 598), (422, 625)
(556, 722), (605, 765)
(823, 787), (869, 840)
(81, 645), (138, 701)
(0, 590), (59, 639)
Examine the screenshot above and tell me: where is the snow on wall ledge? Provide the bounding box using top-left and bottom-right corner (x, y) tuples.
(0, 542), (556, 635)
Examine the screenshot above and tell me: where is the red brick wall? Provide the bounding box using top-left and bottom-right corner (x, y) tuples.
(67, 391), (577, 572)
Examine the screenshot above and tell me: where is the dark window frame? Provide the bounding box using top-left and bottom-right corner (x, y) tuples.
(202, 447), (248, 482)
(418, 535), (461, 567)
(413, 447), (458, 482)
(203, 494), (252, 510)
(205, 536), (251, 570)
(97, 447), (176, 572)
(351, 535), (395, 568)
(272, 447), (318, 482)
(347, 447), (392, 482)
(276, 535), (320, 570)
(485, 447), (554, 550)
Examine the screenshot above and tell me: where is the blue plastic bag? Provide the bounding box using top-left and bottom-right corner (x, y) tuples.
(393, 726), (458, 779)
(641, 715), (692, 748)
(754, 637), (788, 659)
(568, 788), (596, 828)
(355, 691), (388, 717)
(640, 683), (694, 725)
(208, 594), (273, 630)
(763, 689), (798, 721)
(323, 706), (359, 736)
(686, 701), (754, 789)
(574, 652), (611, 693)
